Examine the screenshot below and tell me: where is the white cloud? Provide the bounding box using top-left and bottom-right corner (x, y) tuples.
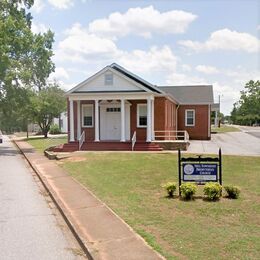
(166, 72), (207, 85)
(118, 46), (178, 74)
(56, 23), (118, 63)
(56, 23), (178, 76)
(179, 28), (260, 53)
(226, 69), (260, 85)
(196, 65), (219, 74)
(48, 0), (74, 9)
(31, 22), (48, 34)
(88, 5), (197, 39)
(181, 64), (192, 72)
(31, 0), (45, 13)
(50, 67), (70, 81)
(257, 25), (260, 31)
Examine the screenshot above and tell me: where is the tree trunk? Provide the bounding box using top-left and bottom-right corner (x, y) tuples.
(43, 129), (48, 138)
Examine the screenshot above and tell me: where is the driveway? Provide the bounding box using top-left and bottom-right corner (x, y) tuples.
(0, 136), (84, 259)
(187, 129), (260, 156)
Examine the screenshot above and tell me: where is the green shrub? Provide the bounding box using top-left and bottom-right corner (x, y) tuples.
(203, 182), (222, 200)
(162, 182), (177, 197)
(180, 182), (197, 200)
(224, 185), (240, 199)
(49, 124), (61, 135)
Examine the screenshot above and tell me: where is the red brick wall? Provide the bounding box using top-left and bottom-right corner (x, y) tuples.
(154, 97), (177, 140)
(177, 105), (210, 140)
(130, 100), (146, 141)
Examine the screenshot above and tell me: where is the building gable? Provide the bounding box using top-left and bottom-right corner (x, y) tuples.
(69, 67), (153, 94)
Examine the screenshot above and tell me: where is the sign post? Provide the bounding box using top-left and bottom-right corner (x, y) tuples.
(178, 149), (222, 195)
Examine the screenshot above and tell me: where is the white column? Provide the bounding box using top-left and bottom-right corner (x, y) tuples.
(146, 97), (152, 142)
(77, 101), (81, 140)
(120, 99), (126, 142)
(95, 99), (100, 142)
(69, 100), (75, 142)
(151, 99), (154, 140)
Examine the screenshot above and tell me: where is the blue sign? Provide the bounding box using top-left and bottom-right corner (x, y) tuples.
(183, 163), (218, 182)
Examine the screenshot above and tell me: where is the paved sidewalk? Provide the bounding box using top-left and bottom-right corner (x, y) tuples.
(14, 139), (164, 260)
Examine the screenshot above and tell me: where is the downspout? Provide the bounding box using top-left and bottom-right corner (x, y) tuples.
(176, 104), (180, 132)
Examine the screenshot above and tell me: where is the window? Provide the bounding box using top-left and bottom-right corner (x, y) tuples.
(82, 104), (93, 127)
(137, 104), (147, 127)
(106, 107), (121, 112)
(185, 109), (195, 126)
(105, 73), (113, 85)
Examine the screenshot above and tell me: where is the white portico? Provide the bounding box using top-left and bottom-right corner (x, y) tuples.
(66, 63), (160, 144)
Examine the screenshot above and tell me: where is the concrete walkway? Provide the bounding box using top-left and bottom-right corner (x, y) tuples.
(187, 131), (260, 156)
(14, 139), (164, 260)
(0, 136), (83, 260)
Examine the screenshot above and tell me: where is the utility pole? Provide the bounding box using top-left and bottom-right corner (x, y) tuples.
(218, 95), (221, 128)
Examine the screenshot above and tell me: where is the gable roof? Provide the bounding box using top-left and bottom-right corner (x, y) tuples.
(110, 63), (162, 94)
(67, 63), (163, 95)
(159, 85), (214, 105)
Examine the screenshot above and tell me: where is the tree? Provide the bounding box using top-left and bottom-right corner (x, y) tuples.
(231, 80), (260, 125)
(30, 83), (66, 138)
(0, 0), (55, 133)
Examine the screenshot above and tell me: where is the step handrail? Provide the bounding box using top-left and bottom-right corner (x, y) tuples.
(131, 131), (136, 151)
(79, 131), (85, 150)
(153, 130), (189, 141)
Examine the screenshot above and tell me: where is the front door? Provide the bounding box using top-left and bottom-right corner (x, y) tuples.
(100, 101), (130, 141)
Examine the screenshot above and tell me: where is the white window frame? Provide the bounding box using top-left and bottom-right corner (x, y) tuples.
(137, 104), (147, 128)
(104, 73), (113, 85)
(82, 104), (94, 128)
(185, 109), (195, 127)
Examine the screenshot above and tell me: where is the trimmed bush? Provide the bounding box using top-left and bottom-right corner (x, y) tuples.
(203, 182), (222, 200)
(224, 185), (240, 199)
(162, 182), (177, 197)
(180, 182), (197, 200)
(49, 124), (61, 135)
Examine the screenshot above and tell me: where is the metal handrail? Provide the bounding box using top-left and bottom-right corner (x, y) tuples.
(131, 131), (136, 151)
(79, 131), (85, 150)
(153, 130), (189, 142)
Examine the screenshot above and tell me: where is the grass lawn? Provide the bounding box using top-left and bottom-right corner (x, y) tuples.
(26, 136), (67, 153)
(57, 153), (260, 260)
(211, 124), (240, 133)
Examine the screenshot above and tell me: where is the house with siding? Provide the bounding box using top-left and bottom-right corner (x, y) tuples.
(54, 63), (216, 152)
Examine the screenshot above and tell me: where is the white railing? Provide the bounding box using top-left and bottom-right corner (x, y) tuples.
(131, 131), (136, 151)
(153, 130), (189, 142)
(79, 131), (85, 150)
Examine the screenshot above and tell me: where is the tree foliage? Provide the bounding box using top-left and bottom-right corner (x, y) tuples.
(231, 80), (260, 125)
(29, 84), (66, 138)
(0, 0), (57, 133)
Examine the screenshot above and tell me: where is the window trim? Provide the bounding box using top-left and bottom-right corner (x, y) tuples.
(104, 73), (113, 85)
(82, 104), (94, 128)
(137, 103), (147, 128)
(185, 109), (195, 127)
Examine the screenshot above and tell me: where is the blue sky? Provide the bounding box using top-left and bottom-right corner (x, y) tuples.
(30, 0), (260, 115)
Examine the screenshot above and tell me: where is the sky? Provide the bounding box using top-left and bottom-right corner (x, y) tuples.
(29, 0), (260, 115)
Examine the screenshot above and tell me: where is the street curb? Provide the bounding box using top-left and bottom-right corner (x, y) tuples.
(12, 140), (94, 260)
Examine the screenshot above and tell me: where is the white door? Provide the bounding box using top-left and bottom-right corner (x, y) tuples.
(105, 110), (121, 140)
(100, 102), (130, 141)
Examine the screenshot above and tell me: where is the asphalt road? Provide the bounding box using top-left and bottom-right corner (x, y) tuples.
(235, 125), (260, 139)
(0, 136), (85, 260)
(187, 127), (260, 156)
